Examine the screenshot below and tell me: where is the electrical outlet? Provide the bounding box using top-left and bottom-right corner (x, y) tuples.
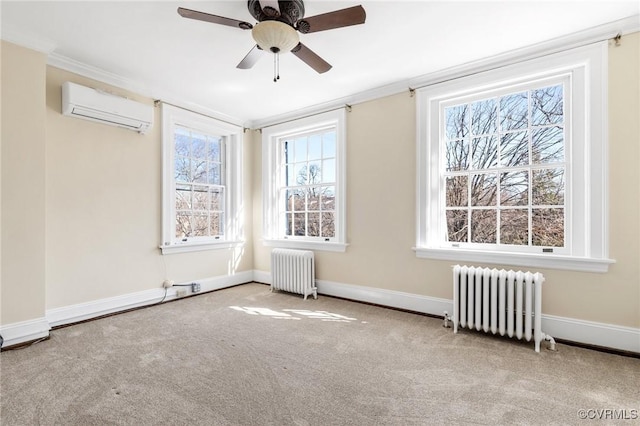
(162, 279), (174, 288)
(176, 289), (187, 297)
(191, 282), (201, 293)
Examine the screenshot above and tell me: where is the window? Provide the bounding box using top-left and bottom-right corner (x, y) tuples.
(416, 43), (614, 272)
(161, 104), (243, 254)
(262, 109), (347, 252)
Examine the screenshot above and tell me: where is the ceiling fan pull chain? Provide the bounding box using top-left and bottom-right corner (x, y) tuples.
(277, 52), (280, 81)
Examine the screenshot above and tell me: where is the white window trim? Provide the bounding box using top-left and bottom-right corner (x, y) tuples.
(160, 104), (244, 254)
(262, 109), (348, 252)
(415, 42), (615, 273)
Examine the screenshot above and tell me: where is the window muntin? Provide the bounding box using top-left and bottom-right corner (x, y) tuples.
(441, 81), (567, 252)
(279, 128), (336, 240)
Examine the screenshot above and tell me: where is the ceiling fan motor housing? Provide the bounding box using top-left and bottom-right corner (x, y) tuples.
(247, 0), (305, 26)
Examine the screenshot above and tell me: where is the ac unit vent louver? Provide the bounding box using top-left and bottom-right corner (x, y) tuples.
(61, 82), (153, 134)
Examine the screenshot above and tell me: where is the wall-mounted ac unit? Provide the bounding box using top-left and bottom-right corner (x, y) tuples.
(61, 81), (153, 134)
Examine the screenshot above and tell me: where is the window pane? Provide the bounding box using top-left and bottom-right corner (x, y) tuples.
(175, 184), (191, 210)
(471, 210), (497, 243)
(532, 126), (564, 164)
(285, 163), (295, 187)
(446, 175), (468, 207)
(208, 138), (221, 162)
(322, 159), (335, 183)
(192, 135), (206, 159)
(294, 213), (305, 236)
(192, 186), (207, 210)
(176, 214), (191, 239)
(308, 188), (320, 211)
(285, 213), (293, 236)
(500, 209), (529, 245)
(284, 189), (294, 212)
(323, 132), (336, 158)
(446, 210), (468, 243)
(500, 92), (528, 130)
(192, 159), (207, 183)
(175, 130), (190, 156)
(294, 138), (307, 162)
(210, 188), (223, 211)
(471, 136), (498, 169)
(500, 171), (528, 206)
(308, 212), (320, 236)
(192, 213), (208, 237)
(294, 163), (306, 185)
(210, 212), (223, 236)
(500, 131), (529, 167)
(470, 173), (497, 206)
(293, 189), (305, 211)
(532, 168), (564, 205)
(321, 212), (335, 238)
(471, 98), (497, 135)
(308, 134), (322, 160)
(532, 84), (563, 126)
(532, 208), (564, 247)
(445, 139), (469, 172)
(175, 156), (190, 182)
(321, 186), (335, 210)
(445, 105), (468, 139)
(308, 162), (321, 185)
(208, 162), (221, 185)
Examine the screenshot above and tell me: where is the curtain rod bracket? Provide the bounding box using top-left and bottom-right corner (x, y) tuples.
(345, 104), (352, 112)
(154, 100), (161, 107)
(613, 33), (622, 47)
(409, 88), (416, 97)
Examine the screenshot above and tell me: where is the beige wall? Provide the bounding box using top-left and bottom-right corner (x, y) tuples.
(253, 34), (640, 329)
(44, 67), (253, 310)
(0, 33), (638, 333)
(1, 41), (47, 324)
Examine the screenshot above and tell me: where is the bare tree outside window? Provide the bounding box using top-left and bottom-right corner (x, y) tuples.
(444, 84), (565, 248)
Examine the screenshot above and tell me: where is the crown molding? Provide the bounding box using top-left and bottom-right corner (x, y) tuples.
(1, 25), (56, 54)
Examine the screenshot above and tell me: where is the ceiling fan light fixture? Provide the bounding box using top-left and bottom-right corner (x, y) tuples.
(251, 20), (299, 53)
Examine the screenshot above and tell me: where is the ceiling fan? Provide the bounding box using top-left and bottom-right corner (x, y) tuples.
(178, 1), (366, 81)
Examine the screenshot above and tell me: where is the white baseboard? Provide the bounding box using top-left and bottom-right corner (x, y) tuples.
(0, 317), (50, 348)
(46, 270), (254, 328)
(254, 270), (639, 354)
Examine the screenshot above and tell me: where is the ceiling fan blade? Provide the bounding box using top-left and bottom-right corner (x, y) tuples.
(237, 46), (264, 69)
(291, 43), (332, 74)
(259, 0), (280, 17)
(296, 5), (366, 34)
(177, 7), (253, 30)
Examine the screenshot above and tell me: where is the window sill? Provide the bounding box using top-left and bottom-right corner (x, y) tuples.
(263, 239), (348, 253)
(413, 247), (615, 273)
(160, 240), (244, 255)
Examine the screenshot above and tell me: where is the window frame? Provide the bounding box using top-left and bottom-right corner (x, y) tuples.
(262, 109), (347, 252)
(161, 104), (243, 254)
(415, 43), (614, 272)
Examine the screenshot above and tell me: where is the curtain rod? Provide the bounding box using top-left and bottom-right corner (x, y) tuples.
(408, 33), (623, 95)
(255, 104), (352, 132)
(153, 100), (243, 129)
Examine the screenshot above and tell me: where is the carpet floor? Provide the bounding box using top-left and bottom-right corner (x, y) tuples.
(1, 283), (638, 425)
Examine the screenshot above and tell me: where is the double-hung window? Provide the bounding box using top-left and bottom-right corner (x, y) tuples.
(262, 109), (347, 252)
(161, 104), (243, 254)
(416, 43), (614, 272)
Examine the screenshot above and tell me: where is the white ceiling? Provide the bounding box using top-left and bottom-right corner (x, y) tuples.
(2, 1), (639, 126)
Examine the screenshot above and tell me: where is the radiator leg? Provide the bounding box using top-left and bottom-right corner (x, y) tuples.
(443, 311), (451, 328)
(543, 334), (557, 351)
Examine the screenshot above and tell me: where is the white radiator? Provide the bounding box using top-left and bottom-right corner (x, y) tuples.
(271, 249), (317, 300)
(448, 265), (555, 352)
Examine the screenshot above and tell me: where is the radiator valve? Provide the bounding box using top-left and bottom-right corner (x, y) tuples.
(443, 311), (451, 328)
